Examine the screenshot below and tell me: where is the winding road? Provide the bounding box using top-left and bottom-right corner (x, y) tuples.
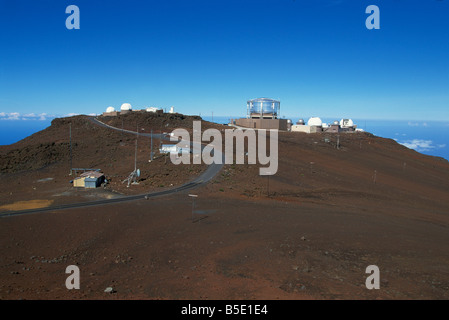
(1, 117), (224, 217)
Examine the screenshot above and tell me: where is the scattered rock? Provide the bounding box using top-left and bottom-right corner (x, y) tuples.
(301, 236), (306, 241)
(104, 287), (115, 293)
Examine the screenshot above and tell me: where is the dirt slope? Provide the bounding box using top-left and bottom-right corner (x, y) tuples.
(0, 113), (217, 207)
(0, 115), (448, 300)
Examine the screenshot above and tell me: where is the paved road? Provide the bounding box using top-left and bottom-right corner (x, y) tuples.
(1, 117), (224, 217)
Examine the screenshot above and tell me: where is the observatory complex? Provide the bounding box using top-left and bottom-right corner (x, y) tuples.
(102, 99), (359, 134)
(233, 98), (288, 130)
(102, 103), (165, 116)
(291, 117), (358, 133)
(231, 98), (359, 133)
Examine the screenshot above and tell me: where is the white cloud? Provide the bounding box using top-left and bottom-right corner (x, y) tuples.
(0, 111), (96, 121)
(408, 121), (429, 127)
(0, 112), (52, 121)
(4, 112), (21, 120)
(399, 139), (446, 152)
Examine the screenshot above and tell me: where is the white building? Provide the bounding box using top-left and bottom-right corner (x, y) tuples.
(146, 107), (159, 113)
(159, 144), (191, 154)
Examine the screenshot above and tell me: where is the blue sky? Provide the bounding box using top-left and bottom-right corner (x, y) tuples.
(0, 0), (448, 121)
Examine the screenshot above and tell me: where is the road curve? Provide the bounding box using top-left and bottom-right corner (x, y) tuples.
(1, 117), (224, 217)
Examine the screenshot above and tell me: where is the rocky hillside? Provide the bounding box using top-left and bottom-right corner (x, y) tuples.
(0, 113), (219, 206)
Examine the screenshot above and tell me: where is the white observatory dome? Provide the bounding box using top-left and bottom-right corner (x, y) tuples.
(333, 120), (339, 125)
(106, 106), (115, 113)
(339, 118), (354, 128)
(120, 103), (132, 111)
(307, 117), (323, 127)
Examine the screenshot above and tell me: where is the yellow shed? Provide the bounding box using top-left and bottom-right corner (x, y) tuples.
(73, 177), (86, 187)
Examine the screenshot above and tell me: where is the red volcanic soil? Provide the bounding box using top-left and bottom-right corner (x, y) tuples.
(1, 115), (449, 300)
(0, 114), (212, 207)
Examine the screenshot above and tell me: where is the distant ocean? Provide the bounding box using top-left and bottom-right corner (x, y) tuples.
(1, 116), (448, 161)
(0, 119), (53, 146)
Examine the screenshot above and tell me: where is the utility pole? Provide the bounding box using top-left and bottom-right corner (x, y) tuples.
(189, 194), (198, 221)
(136, 123), (139, 171)
(69, 123), (72, 175)
(134, 139), (137, 172)
(150, 129), (153, 161)
(266, 172), (272, 197)
(267, 175), (270, 197)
